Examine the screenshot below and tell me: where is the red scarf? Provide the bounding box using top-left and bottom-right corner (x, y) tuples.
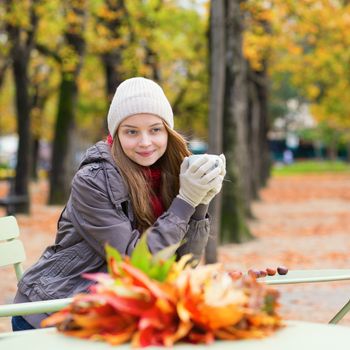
(107, 134), (113, 145)
(144, 167), (165, 218)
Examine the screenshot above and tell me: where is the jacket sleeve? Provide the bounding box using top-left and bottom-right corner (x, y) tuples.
(176, 213), (210, 265)
(67, 164), (207, 260)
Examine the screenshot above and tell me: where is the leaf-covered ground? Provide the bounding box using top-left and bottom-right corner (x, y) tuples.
(1, 174), (350, 332)
(220, 174), (350, 326)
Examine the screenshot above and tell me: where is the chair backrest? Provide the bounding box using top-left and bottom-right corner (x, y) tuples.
(0, 215), (25, 281)
(0, 216), (74, 318)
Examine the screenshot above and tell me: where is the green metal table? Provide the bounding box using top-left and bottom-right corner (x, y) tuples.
(0, 321), (349, 349)
(260, 269), (350, 285)
(260, 269), (350, 324)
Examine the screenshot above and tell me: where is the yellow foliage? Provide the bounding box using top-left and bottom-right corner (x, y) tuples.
(97, 5), (122, 21)
(5, 1), (31, 28)
(66, 10), (83, 26)
(260, 0), (350, 130)
(306, 85), (320, 99)
(287, 44), (302, 56)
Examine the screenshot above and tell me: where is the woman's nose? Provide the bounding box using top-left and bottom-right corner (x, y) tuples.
(139, 133), (152, 146)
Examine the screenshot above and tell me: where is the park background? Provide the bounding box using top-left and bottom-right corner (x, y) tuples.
(1, 0), (350, 332)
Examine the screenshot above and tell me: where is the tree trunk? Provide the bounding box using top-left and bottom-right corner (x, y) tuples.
(221, 0), (253, 243)
(49, 1), (86, 204)
(103, 54), (123, 106)
(346, 141), (350, 163)
(101, 52), (123, 137)
(255, 68), (271, 186)
(205, 0), (226, 263)
(226, 0), (252, 210)
(327, 138), (338, 161)
(31, 138), (39, 180)
(31, 67), (51, 181)
(142, 0), (162, 82)
(247, 65), (270, 197)
(6, 0), (39, 213)
(100, 0), (126, 136)
(49, 78), (78, 204)
(12, 56), (32, 213)
(247, 74), (261, 200)
(144, 46), (161, 82)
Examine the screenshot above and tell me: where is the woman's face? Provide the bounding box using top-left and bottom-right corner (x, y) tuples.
(117, 114), (168, 167)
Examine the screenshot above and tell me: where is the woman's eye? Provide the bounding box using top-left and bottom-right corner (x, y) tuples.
(152, 128), (162, 133)
(126, 129), (137, 135)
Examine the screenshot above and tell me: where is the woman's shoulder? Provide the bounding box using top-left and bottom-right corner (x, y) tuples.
(73, 158), (128, 203)
(76, 161), (105, 179)
(71, 141), (129, 201)
(74, 159), (122, 186)
(74, 141), (120, 179)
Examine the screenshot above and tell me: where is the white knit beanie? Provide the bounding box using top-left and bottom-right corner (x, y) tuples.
(107, 77), (174, 137)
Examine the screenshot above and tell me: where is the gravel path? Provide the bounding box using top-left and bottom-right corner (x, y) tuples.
(1, 174), (350, 332)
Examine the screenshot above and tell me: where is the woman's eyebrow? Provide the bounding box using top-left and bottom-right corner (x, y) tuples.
(120, 124), (138, 128)
(120, 123), (163, 128)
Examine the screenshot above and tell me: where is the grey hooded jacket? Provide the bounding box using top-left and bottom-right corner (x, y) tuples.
(14, 141), (210, 327)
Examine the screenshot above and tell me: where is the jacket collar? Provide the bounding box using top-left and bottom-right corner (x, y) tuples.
(78, 141), (116, 170)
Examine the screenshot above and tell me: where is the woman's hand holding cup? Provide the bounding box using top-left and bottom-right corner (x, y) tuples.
(200, 154), (226, 204)
(178, 154), (226, 207)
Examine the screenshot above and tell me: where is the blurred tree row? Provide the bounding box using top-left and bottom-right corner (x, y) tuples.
(221, 0), (350, 240)
(207, 0), (350, 250)
(1, 0), (349, 251)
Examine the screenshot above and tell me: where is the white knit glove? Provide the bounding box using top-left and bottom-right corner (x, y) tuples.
(177, 155), (222, 207)
(201, 154), (226, 205)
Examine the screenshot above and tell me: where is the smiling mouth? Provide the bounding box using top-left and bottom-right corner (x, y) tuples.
(137, 151), (155, 157)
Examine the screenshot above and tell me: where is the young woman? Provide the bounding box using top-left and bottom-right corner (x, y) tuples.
(12, 77), (225, 331)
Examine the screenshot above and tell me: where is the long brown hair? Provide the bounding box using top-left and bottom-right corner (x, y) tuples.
(111, 123), (191, 232)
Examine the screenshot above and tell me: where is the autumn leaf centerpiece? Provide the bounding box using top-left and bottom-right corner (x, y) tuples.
(42, 234), (283, 347)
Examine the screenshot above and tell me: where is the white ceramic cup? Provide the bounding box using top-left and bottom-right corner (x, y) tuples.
(188, 154), (222, 170)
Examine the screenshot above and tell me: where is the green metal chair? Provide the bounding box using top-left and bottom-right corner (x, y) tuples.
(261, 270), (350, 324)
(0, 216), (72, 318)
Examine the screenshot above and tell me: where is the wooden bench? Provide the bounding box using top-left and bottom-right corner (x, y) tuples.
(0, 177), (28, 216)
